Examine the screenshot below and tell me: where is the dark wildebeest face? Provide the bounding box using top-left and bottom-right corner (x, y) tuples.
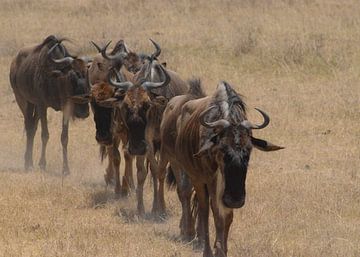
(90, 83), (117, 145)
(70, 77), (122, 145)
(195, 82), (283, 209)
(108, 63), (170, 155)
(48, 42), (90, 119)
(68, 60), (90, 119)
(120, 86), (151, 155)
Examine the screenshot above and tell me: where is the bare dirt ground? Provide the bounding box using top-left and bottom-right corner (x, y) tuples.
(0, 1), (359, 256)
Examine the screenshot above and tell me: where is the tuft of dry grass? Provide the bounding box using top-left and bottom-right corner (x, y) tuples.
(0, 0), (359, 256)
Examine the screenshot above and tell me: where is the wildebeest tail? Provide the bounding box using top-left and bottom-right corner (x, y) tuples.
(187, 78), (206, 98)
(166, 165), (177, 190)
(99, 145), (107, 163)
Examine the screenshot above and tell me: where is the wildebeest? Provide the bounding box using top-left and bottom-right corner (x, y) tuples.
(87, 40), (139, 192)
(159, 80), (283, 256)
(9, 35), (90, 174)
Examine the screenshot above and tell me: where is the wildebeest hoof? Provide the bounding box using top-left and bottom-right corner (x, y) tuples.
(62, 168), (70, 176)
(39, 163), (46, 171)
(104, 174), (115, 186)
(214, 242), (226, 257)
(121, 188), (130, 197)
(151, 210), (167, 222)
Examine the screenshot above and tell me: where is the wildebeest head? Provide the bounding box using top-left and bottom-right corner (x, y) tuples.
(108, 63), (170, 155)
(195, 82), (283, 209)
(89, 40), (142, 84)
(47, 38), (90, 119)
(70, 70), (125, 145)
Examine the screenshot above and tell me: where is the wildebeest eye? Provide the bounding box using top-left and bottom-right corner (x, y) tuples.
(142, 101), (150, 110)
(97, 62), (104, 71)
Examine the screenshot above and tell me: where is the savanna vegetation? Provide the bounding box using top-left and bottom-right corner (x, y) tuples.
(0, 0), (359, 256)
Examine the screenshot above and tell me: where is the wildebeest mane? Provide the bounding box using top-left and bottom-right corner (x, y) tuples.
(33, 35), (59, 52)
(187, 78), (206, 98)
(206, 81), (247, 125)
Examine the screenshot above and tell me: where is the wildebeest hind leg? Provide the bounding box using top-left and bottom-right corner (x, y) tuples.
(174, 167), (195, 242)
(112, 146), (121, 195)
(38, 107), (49, 171)
(155, 151), (169, 217)
(24, 102), (39, 171)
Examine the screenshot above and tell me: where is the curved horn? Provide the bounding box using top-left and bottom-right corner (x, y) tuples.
(92, 40), (127, 61)
(240, 108), (270, 130)
(90, 41), (103, 53)
(149, 39), (161, 60)
(108, 70), (133, 90)
(112, 67), (126, 83)
(141, 64), (170, 90)
(199, 105), (231, 129)
(47, 37), (69, 57)
(47, 43), (62, 56)
(51, 56), (74, 66)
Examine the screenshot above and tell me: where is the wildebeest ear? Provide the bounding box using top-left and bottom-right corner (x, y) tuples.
(70, 94), (91, 104)
(97, 98), (120, 108)
(153, 96), (168, 105)
(251, 136), (284, 151)
(161, 62), (167, 67)
(193, 139), (214, 158)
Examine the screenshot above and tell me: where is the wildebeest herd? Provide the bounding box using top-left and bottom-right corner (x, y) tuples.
(9, 35), (284, 257)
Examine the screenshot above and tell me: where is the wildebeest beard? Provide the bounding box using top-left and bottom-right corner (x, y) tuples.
(92, 103), (112, 145)
(126, 116), (147, 156)
(222, 148), (250, 209)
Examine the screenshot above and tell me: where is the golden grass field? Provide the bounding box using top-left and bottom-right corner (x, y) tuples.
(0, 0), (359, 256)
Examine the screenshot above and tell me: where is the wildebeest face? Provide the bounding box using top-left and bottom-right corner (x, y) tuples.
(68, 60), (90, 119)
(123, 52), (142, 73)
(214, 125), (252, 209)
(108, 61), (171, 156)
(196, 99), (283, 209)
(120, 86), (151, 155)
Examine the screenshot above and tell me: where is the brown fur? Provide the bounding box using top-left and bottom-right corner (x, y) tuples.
(9, 35), (90, 174)
(160, 81), (283, 256)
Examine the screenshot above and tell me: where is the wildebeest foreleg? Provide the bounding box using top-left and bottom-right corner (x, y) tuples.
(38, 107), (49, 170)
(104, 146), (114, 185)
(147, 147), (160, 217)
(112, 146), (121, 195)
(209, 195), (233, 257)
(136, 156), (147, 216)
(193, 183), (213, 257)
(61, 115), (70, 175)
(122, 150), (134, 196)
(24, 103), (39, 171)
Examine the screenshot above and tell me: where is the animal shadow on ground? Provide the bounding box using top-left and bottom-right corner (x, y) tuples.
(114, 207), (172, 224)
(153, 229), (203, 251)
(87, 188), (119, 209)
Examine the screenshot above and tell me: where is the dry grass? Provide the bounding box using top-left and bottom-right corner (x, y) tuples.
(0, 0), (359, 256)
